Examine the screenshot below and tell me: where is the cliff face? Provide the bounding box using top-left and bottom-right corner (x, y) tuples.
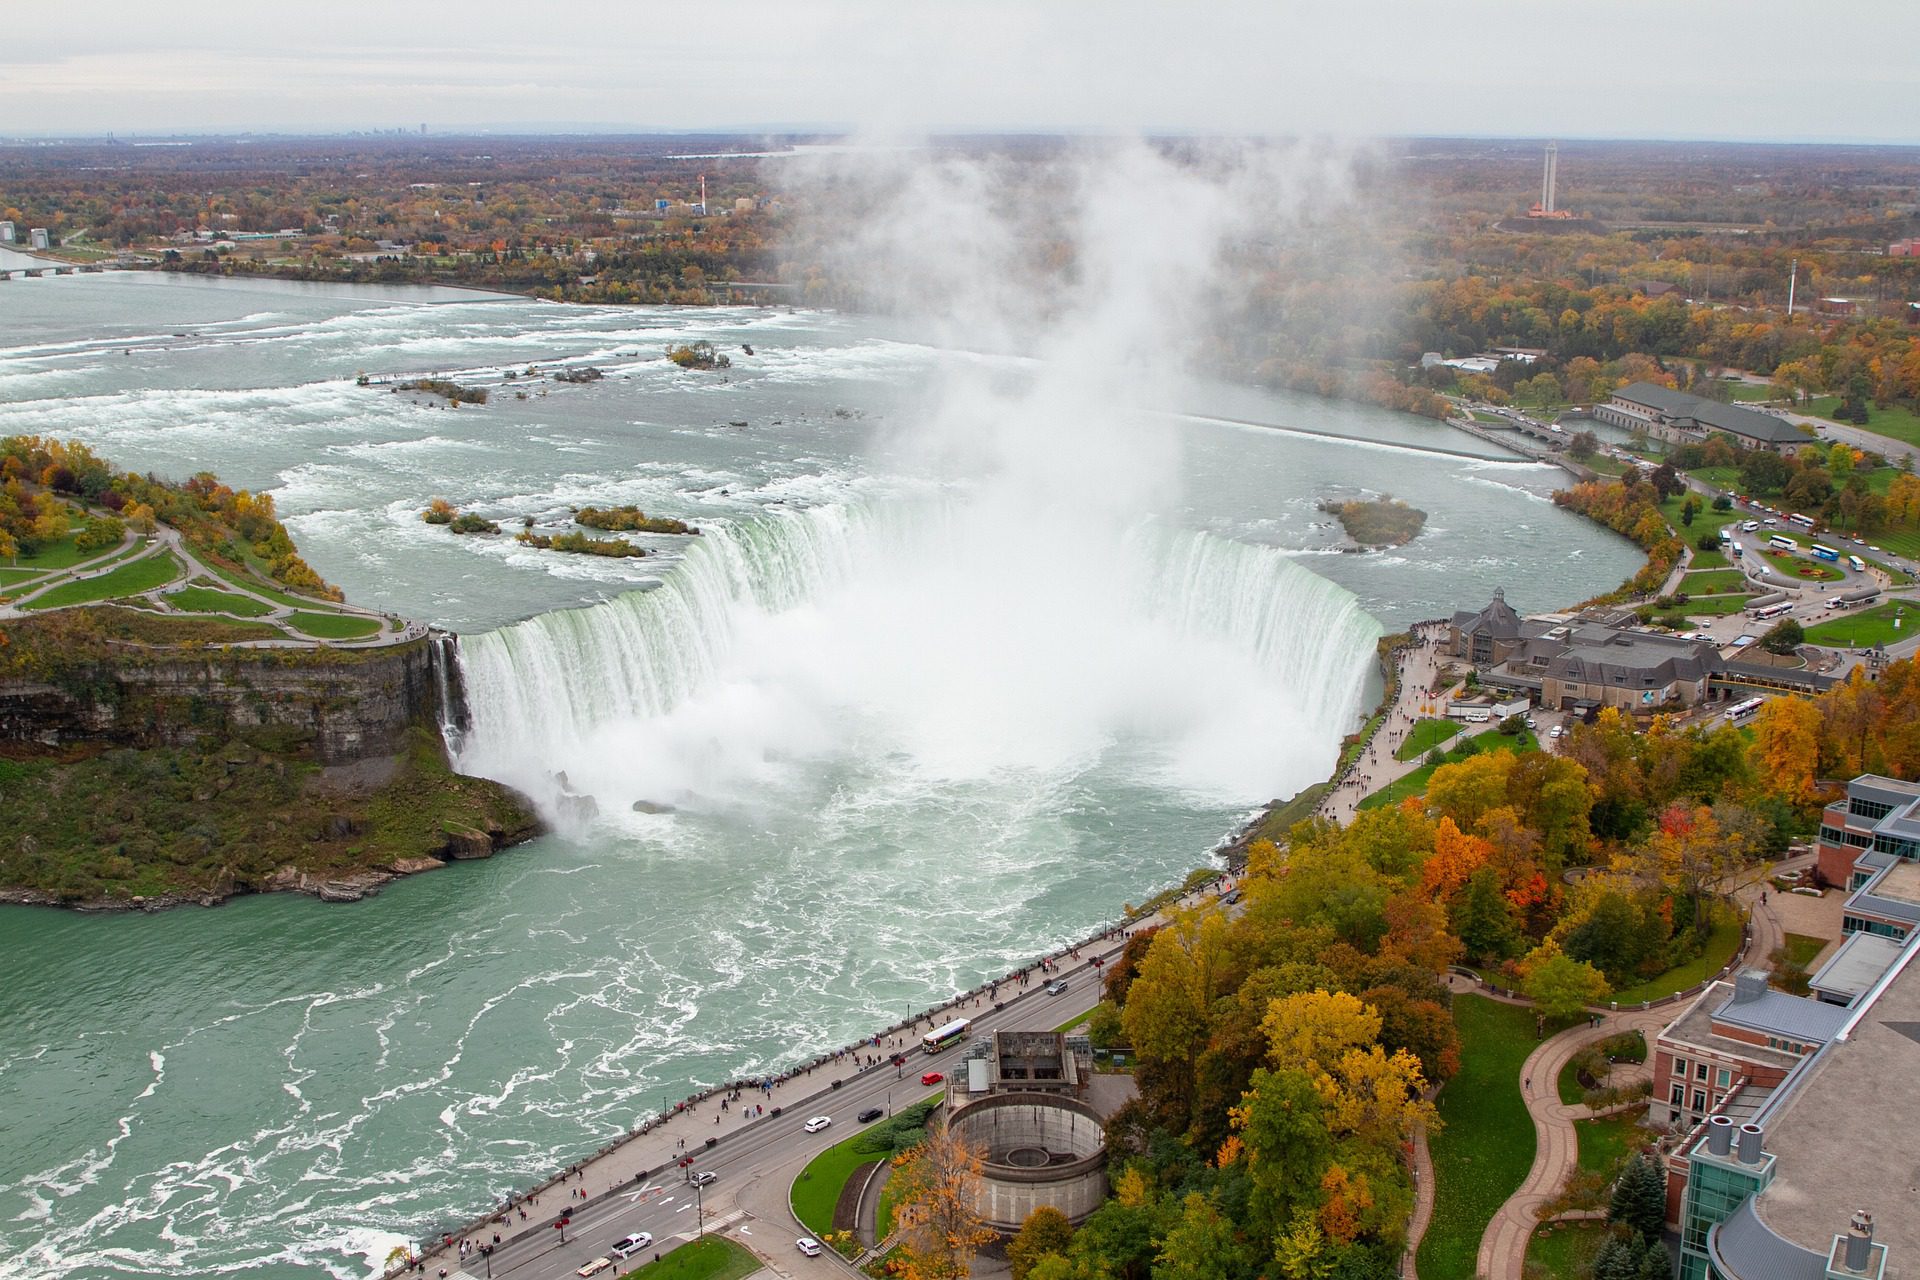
(0, 636), (445, 764)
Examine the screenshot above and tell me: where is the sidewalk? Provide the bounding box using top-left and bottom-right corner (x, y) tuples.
(1317, 623), (1455, 825)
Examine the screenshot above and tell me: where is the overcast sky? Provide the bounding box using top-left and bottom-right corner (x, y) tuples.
(3, 1), (1917, 143)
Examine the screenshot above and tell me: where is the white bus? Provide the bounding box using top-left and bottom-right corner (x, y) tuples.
(923, 1018), (972, 1054)
(1787, 512), (1817, 529)
(1849, 555), (1867, 573)
(1767, 535), (1799, 552)
(1751, 602), (1794, 620)
(1726, 696), (1765, 726)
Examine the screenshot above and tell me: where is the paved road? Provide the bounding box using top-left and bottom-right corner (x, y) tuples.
(408, 896), (1204, 1280)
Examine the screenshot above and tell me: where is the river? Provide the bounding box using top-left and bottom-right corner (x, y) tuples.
(0, 259), (1642, 1279)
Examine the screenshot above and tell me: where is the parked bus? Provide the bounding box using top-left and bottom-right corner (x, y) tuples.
(1810, 544), (1841, 563)
(1767, 535), (1799, 552)
(923, 1018), (972, 1054)
(1751, 602), (1794, 620)
(1849, 555), (1868, 573)
(1726, 697), (1766, 726)
(1787, 513), (1817, 529)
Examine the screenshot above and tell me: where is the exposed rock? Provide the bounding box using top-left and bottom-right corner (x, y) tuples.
(631, 799), (676, 815)
(443, 826), (496, 859)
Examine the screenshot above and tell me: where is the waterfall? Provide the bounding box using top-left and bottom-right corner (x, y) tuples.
(454, 498), (1382, 818)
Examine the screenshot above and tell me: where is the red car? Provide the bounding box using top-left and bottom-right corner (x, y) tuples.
(920, 1071), (944, 1086)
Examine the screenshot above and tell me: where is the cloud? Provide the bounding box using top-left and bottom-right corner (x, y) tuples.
(1, 0), (1916, 140)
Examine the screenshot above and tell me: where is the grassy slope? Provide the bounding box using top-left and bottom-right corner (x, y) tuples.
(20, 552), (182, 610)
(1803, 601), (1915, 648)
(1417, 995), (1540, 1280)
(165, 584), (275, 617)
(288, 610), (382, 639)
(1395, 717), (1462, 762)
(1611, 912), (1744, 1005)
(624, 1237), (759, 1280)
(1526, 1223), (1619, 1280)
(1804, 395), (1920, 450)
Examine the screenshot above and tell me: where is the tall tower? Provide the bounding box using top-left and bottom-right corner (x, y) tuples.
(1541, 142), (1559, 214)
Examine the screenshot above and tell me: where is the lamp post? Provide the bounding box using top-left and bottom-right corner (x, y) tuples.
(695, 1178), (705, 1240)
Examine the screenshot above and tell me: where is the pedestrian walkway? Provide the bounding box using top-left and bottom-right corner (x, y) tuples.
(1474, 1004), (1670, 1280)
(1317, 623), (1457, 825)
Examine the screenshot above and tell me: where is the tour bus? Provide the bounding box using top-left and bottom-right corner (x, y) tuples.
(1810, 544), (1841, 563)
(923, 1018), (972, 1055)
(1767, 535), (1799, 552)
(1751, 602), (1794, 620)
(1849, 555), (1868, 573)
(1787, 512), (1817, 529)
(1726, 696), (1766, 726)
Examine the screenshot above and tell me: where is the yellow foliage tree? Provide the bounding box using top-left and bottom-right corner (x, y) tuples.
(889, 1126), (997, 1280)
(1751, 697), (1822, 806)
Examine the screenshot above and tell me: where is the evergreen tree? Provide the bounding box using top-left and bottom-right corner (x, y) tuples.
(1608, 1154), (1667, 1240)
(1633, 1235), (1673, 1280)
(1591, 1234), (1634, 1280)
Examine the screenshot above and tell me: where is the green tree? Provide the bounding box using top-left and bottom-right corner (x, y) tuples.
(1521, 948), (1612, 1020)
(1232, 1067), (1333, 1244)
(1010, 1206), (1075, 1280)
(1152, 1193), (1250, 1280)
(1609, 1153), (1667, 1239)
(1761, 618), (1804, 654)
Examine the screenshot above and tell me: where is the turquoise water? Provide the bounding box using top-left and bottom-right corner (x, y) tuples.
(0, 264), (1642, 1278)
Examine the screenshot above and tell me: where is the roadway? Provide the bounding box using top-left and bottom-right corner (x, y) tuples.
(412, 909), (1185, 1280)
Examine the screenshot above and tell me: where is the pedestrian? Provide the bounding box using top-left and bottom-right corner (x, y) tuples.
(1524, 1076), (1531, 1092)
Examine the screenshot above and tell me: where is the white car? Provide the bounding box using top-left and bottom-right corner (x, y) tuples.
(612, 1233), (653, 1259)
(804, 1115), (832, 1134)
(797, 1237), (824, 1257)
(1549, 724), (1565, 739)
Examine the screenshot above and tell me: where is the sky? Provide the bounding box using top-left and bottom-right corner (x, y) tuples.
(3, 0), (1918, 144)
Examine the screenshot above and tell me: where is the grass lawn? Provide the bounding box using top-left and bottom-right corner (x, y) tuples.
(1727, 383), (1777, 402)
(1396, 717), (1463, 762)
(287, 611), (382, 640)
(1679, 569), (1746, 594)
(20, 552), (182, 611)
(1689, 465), (1746, 491)
(1417, 996), (1544, 1280)
(1682, 594), (1756, 617)
(1689, 547), (1731, 570)
(165, 585), (275, 617)
(1761, 549), (1843, 582)
(1659, 494), (1739, 540)
(1582, 455), (1631, 477)
(1804, 395), (1920, 450)
(1527, 1222), (1621, 1280)
(4, 528), (120, 574)
(1361, 732), (1539, 811)
(1781, 933), (1827, 969)
(1804, 601), (1914, 648)
(792, 1131), (884, 1238)
(1612, 911), (1744, 1005)
(1575, 1106), (1649, 1177)
(624, 1236), (759, 1280)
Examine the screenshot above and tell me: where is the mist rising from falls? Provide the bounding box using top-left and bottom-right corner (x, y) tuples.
(455, 494), (1381, 821)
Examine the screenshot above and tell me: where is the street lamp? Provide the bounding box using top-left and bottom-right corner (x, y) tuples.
(695, 1178), (705, 1240)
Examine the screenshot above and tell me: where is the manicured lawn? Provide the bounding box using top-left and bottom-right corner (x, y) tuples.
(1527, 1222), (1621, 1280)
(1804, 601), (1914, 649)
(1804, 395), (1920, 450)
(1690, 465), (1746, 491)
(1361, 732), (1540, 811)
(1611, 911), (1744, 1006)
(792, 1131), (883, 1238)
(624, 1236), (759, 1280)
(1761, 550), (1842, 581)
(1418, 995), (1542, 1280)
(1689, 547), (1731, 570)
(287, 611), (382, 639)
(4, 528), (118, 573)
(1682, 594), (1756, 617)
(1727, 383), (1777, 402)
(1679, 569), (1745, 594)
(1659, 494), (1739, 540)
(1781, 933), (1827, 968)
(165, 585), (274, 617)
(1582, 455), (1631, 477)
(1575, 1106), (1649, 1177)
(19, 552), (182, 610)
(1396, 717), (1463, 762)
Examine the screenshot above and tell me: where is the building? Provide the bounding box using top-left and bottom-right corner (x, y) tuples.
(1807, 932), (1904, 1006)
(28, 227), (49, 251)
(1891, 238), (1920, 258)
(1449, 587), (1528, 666)
(0, 221), (13, 243)
(945, 1031), (1110, 1228)
(1595, 382), (1806, 454)
(1664, 935), (1919, 1280)
(1451, 591), (1725, 714)
(1814, 774), (1920, 891)
(1652, 971), (1844, 1134)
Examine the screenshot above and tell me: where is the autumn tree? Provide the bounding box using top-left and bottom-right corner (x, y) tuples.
(889, 1126), (997, 1280)
(1520, 945), (1612, 1020)
(1751, 697), (1822, 805)
(1009, 1206), (1074, 1280)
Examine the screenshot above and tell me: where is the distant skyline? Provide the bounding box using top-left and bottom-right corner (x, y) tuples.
(5, 0), (1919, 145)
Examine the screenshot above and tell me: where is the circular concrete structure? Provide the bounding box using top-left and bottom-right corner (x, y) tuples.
(947, 1092), (1108, 1229)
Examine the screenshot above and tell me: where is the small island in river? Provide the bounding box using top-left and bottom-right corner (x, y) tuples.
(1319, 495), (1427, 549)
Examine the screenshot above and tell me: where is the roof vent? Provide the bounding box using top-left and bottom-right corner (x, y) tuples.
(1732, 971), (1770, 1005)
(1706, 1115), (1734, 1156)
(1845, 1210), (1874, 1272)
(1736, 1122), (1764, 1164)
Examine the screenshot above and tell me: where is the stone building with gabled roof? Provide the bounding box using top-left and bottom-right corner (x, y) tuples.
(1596, 382), (1808, 453)
(1448, 587), (1529, 665)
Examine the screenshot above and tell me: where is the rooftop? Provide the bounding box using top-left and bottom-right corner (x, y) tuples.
(1809, 933), (1905, 1004)
(1663, 981), (1806, 1074)
(1753, 941), (1920, 1271)
(1713, 975), (1851, 1045)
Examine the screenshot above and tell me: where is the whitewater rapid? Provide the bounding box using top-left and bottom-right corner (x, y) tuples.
(454, 496), (1382, 823)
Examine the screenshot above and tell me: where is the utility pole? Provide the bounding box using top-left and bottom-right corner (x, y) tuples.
(1788, 258), (1799, 316)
